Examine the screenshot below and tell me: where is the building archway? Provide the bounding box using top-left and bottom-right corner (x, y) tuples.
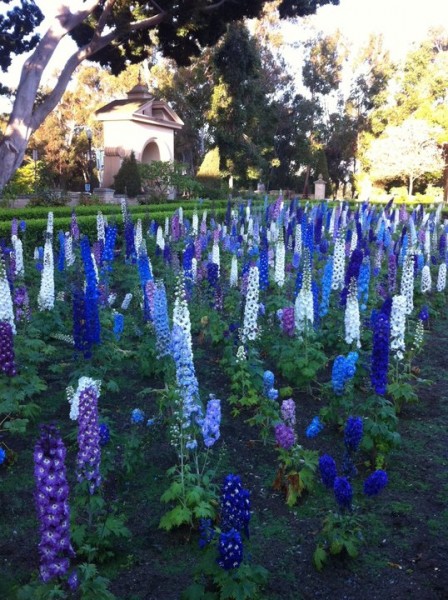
(142, 141), (160, 163)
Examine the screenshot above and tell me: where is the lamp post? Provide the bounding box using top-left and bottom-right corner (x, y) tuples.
(86, 127), (93, 194)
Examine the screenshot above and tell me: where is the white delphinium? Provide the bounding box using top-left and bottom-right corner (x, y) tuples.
(212, 241), (220, 277)
(408, 217), (417, 246)
(91, 253), (99, 283)
(240, 224), (245, 237)
(33, 247), (40, 260)
(46, 211), (54, 236)
(437, 262), (446, 292)
(164, 216), (169, 237)
(245, 205), (251, 222)
(424, 228), (431, 258)
(156, 226), (165, 251)
(120, 197), (127, 223)
(294, 224), (302, 256)
(191, 257), (197, 283)
(241, 265), (260, 343)
(274, 234), (285, 288)
(390, 294), (407, 360)
(349, 229), (358, 255)
(192, 211), (199, 235)
(65, 233), (75, 267)
(344, 278), (361, 348)
(235, 344), (247, 363)
(294, 257), (314, 335)
(202, 210), (208, 228)
(270, 221), (278, 243)
(12, 235), (24, 277)
(179, 206), (183, 225)
(400, 252), (414, 315)
(68, 377), (101, 421)
(97, 211), (105, 243)
(173, 275), (193, 354)
(37, 238), (55, 311)
(331, 234), (346, 291)
(412, 319), (424, 351)
(134, 218), (143, 251)
(247, 217), (254, 238)
(340, 208), (348, 229)
(0, 257), (15, 333)
(121, 293), (133, 310)
(230, 255), (238, 287)
(329, 208), (336, 235)
(420, 264), (432, 294)
(108, 293), (117, 306)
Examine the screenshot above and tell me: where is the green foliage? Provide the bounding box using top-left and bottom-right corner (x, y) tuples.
(139, 160), (201, 202)
(113, 151), (141, 197)
(273, 446), (319, 507)
(362, 395), (401, 468)
(313, 512), (364, 570)
(268, 334), (327, 390)
(159, 464), (218, 531)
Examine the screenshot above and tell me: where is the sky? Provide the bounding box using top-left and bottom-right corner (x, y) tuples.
(1, 0), (448, 112)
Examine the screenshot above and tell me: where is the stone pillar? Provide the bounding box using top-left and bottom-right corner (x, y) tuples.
(314, 174), (326, 200)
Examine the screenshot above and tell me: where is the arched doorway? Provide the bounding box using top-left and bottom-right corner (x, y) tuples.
(142, 141), (160, 163)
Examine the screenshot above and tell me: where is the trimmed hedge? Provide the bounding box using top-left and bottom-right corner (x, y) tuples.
(0, 199), (234, 222)
(0, 208), (227, 249)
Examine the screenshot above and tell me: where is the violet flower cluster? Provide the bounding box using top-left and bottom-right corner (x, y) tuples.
(371, 312), (390, 395)
(0, 321), (17, 376)
(201, 395), (221, 448)
(75, 379), (102, 494)
(34, 424), (75, 583)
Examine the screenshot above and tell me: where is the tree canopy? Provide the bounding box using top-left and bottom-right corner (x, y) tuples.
(0, 0), (339, 192)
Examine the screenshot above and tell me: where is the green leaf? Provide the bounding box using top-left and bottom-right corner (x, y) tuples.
(4, 418), (29, 433)
(159, 505), (192, 530)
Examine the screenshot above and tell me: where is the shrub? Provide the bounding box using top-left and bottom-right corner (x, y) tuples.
(114, 151), (141, 197)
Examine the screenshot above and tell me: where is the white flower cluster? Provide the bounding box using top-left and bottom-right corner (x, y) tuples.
(212, 241), (220, 276)
(192, 211), (199, 235)
(412, 319), (424, 350)
(230, 255), (238, 288)
(390, 294), (407, 360)
(349, 229), (358, 255)
(12, 235), (24, 277)
(52, 333), (75, 345)
(173, 275), (193, 353)
(274, 237), (285, 288)
(179, 206), (184, 225)
(108, 293), (117, 306)
(191, 257), (197, 283)
(164, 216), (170, 237)
(344, 278), (361, 348)
(294, 260), (314, 336)
(420, 264), (432, 293)
(400, 252), (414, 315)
(241, 265), (260, 343)
(68, 377), (101, 421)
(331, 234), (346, 291)
(235, 344), (247, 364)
(437, 262), (447, 292)
(294, 224), (302, 257)
(156, 226), (165, 251)
(134, 218), (143, 252)
(37, 239), (55, 311)
(97, 212), (105, 243)
(46, 212), (54, 236)
(121, 293), (133, 310)
(65, 233), (75, 267)
(0, 257), (15, 333)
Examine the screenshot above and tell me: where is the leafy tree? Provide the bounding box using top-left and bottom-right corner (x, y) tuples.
(0, 0), (43, 71)
(365, 118), (444, 196)
(114, 151), (141, 197)
(0, 0), (338, 192)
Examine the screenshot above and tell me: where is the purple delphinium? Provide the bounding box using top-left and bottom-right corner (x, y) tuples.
(319, 454), (337, 488)
(0, 321), (17, 376)
(281, 399), (296, 428)
(99, 424), (110, 446)
(76, 384), (102, 494)
(334, 476), (353, 510)
(281, 306), (295, 336)
(201, 396), (221, 448)
(34, 424), (75, 583)
(274, 423), (296, 450)
(363, 470), (388, 497)
(344, 416), (363, 452)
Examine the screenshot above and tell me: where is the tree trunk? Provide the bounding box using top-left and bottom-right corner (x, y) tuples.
(408, 175), (414, 197)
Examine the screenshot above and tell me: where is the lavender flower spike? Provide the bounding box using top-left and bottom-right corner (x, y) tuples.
(74, 377), (102, 494)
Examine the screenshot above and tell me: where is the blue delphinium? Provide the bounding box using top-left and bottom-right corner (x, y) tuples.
(0, 447), (6, 464)
(306, 416), (324, 438)
(201, 396), (221, 448)
(363, 470), (388, 497)
(263, 370), (278, 400)
(344, 416), (363, 452)
(371, 312), (390, 395)
(198, 518), (215, 549)
(153, 281), (171, 358)
(220, 474), (251, 538)
(319, 257), (333, 317)
(217, 529), (243, 570)
(259, 248), (269, 291)
(80, 237), (101, 348)
(319, 454), (337, 488)
(331, 352), (358, 395)
(99, 424), (110, 446)
(419, 305), (429, 322)
(57, 231), (65, 272)
(113, 312), (124, 341)
(131, 408), (145, 424)
(333, 476), (353, 510)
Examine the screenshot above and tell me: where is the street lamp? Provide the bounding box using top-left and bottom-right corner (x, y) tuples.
(86, 127), (93, 193)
